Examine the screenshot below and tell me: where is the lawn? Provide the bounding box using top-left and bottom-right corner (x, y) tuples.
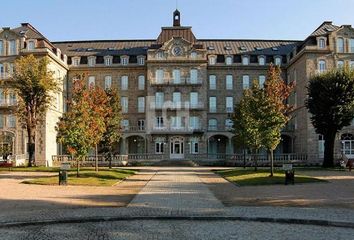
(215, 168), (326, 186)
(20, 168), (136, 186)
(0, 166), (60, 172)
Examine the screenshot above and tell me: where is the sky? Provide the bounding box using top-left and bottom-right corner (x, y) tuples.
(1, 0), (354, 42)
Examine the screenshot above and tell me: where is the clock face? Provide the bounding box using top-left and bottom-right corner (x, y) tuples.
(173, 46), (183, 56)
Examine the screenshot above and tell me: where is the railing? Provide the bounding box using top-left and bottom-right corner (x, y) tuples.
(0, 100), (17, 107)
(150, 77), (203, 85)
(150, 126), (204, 133)
(128, 154), (164, 161)
(122, 126), (146, 132)
(0, 73), (12, 80)
(149, 101), (204, 110)
(52, 154), (129, 167)
(208, 125), (232, 132)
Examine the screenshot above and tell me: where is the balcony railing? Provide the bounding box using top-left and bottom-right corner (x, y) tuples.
(0, 100), (17, 107)
(208, 125), (233, 132)
(150, 77), (203, 85)
(150, 126), (204, 133)
(150, 101), (204, 110)
(122, 126), (145, 132)
(0, 73), (12, 80)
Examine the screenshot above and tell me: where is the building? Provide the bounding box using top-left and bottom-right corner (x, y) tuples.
(0, 10), (353, 166)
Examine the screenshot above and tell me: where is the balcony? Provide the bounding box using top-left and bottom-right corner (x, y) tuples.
(122, 126), (145, 133)
(0, 73), (12, 80)
(149, 126), (204, 134)
(208, 125), (233, 132)
(150, 77), (203, 86)
(149, 101), (204, 110)
(0, 100), (17, 108)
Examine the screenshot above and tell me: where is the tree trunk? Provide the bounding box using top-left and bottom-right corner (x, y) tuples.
(269, 149), (274, 177)
(95, 145), (98, 172)
(27, 127), (35, 167)
(76, 156), (80, 178)
(323, 131), (336, 168)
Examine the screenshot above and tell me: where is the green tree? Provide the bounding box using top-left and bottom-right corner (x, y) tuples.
(56, 79), (92, 177)
(306, 67), (354, 168)
(11, 55), (59, 167)
(101, 88), (122, 168)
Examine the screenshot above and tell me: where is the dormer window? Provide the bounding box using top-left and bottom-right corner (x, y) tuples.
(72, 57), (80, 66)
(242, 56), (249, 65)
(138, 56), (145, 65)
(28, 40), (35, 50)
(121, 56), (129, 65)
(104, 56), (112, 66)
(258, 56), (265, 65)
(275, 56), (282, 66)
(318, 38), (326, 49)
(88, 57), (96, 67)
(337, 38), (344, 53)
(225, 56), (233, 65)
(209, 56), (216, 65)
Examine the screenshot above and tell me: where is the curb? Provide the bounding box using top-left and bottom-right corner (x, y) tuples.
(1, 215), (354, 229)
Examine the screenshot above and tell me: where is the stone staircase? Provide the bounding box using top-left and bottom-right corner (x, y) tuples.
(153, 160), (199, 167)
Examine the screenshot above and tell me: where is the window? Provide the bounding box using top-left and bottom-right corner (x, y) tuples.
(138, 97), (145, 113)
(121, 119), (129, 130)
(209, 75), (216, 90)
(225, 56), (232, 65)
(138, 75), (145, 90)
(173, 69), (181, 84)
(9, 92), (16, 105)
(318, 60), (326, 73)
(190, 138), (199, 154)
(105, 57), (112, 66)
(121, 97), (128, 113)
(173, 92), (181, 107)
(337, 38), (344, 53)
(350, 39), (354, 53)
(155, 141), (164, 154)
(27, 40), (35, 50)
(318, 135), (325, 158)
(0, 64), (4, 78)
(138, 119), (145, 130)
(8, 115), (16, 128)
(104, 76), (112, 89)
(209, 56), (216, 65)
(171, 116), (183, 128)
(155, 116), (164, 128)
(226, 75), (233, 90)
(351, 61), (354, 69)
(0, 89), (4, 105)
(242, 75), (250, 89)
(242, 56), (249, 65)
(121, 56), (128, 65)
(275, 57), (281, 66)
(156, 69), (164, 83)
(190, 69), (198, 84)
(259, 75), (266, 88)
(88, 76), (95, 87)
(190, 92), (198, 108)
(0, 40), (3, 55)
(9, 40), (16, 55)
(155, 92), (164, 108)
(209, 97), (216, 112)
(190, 51), (197, 58)
(121, 76), (128, 90)
(208, 119), (217, 130)
(72, 58), (80, 66)
(0, 115), (3, 128)
(319, 38), (326, 49)
(226, 97), (233, 112)
(189, 117), (200, 129)
(88, 57), (95, 66)
(138, 56), (145, 65)
(156, 51), (164, 59)
(337, 60), (344, 69)
(225, 119), (233, 130)
(259, 56), (265, 65)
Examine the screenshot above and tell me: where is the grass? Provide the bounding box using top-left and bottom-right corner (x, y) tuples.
(215, 168), (326, 186)
(20, 168), (136, 186)
(0, 166), (60, 172)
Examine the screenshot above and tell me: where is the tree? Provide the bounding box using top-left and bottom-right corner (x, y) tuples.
(263, 65), (294, 176)
(11, 55), (59, 167)
(100, 88), (122, 168)
(56, 79), (93, 177)
(306, 67), (354, 168)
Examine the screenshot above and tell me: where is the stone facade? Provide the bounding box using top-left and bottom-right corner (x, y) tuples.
(1, 11), (354, 165)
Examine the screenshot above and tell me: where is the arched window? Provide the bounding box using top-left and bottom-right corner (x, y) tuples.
(242, 56), (249, 65)
(225, 56), (233, 65)
(318, 60), (326, 73)
(318, 38), (326, 49)
(209, 56), (216, 65)
(258, 56), (265, 65)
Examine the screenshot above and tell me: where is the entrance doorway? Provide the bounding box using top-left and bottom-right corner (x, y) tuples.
(170, 137), (184, 159)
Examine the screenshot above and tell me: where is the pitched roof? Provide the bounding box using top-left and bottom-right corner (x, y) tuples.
(12, 23), (46, 39)
(310, 21), (340, 37)
(157, 27), (196, 44)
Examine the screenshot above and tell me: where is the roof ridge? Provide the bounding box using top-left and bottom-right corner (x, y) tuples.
(53, 39), (156, 44)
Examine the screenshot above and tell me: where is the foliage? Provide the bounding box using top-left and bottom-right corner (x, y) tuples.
(11, 55), (59, 166)
(306, 67), (354, 167)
